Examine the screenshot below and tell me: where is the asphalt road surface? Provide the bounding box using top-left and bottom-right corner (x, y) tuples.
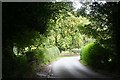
(48, 56), (112, 78)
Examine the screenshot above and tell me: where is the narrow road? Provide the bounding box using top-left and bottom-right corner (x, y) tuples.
(48, 56), (111, 78)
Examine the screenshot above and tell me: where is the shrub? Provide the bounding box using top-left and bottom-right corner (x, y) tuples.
(70, 48), (81, 53)
(43, 46), (60, 64)
(34, 48), (45, 64)
(80, 42), (110, 69)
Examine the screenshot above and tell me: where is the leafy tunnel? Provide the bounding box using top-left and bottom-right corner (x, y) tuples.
(2, 1), (120, 78)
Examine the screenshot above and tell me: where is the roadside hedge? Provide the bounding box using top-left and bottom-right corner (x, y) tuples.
(80, 42), (110, 69)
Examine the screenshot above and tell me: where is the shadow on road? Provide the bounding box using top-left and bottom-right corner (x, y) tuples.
(36, 56), (118, 78)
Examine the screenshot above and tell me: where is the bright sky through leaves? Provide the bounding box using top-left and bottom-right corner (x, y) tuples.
(71, 0), (82, 11)
(71, 0), (106, 11)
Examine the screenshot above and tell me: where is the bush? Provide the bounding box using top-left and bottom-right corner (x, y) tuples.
(43, 46), (60, 64)
(34, 48), (45, 64)
(80, 42), (110, 69)
(70, 48), (81, 53)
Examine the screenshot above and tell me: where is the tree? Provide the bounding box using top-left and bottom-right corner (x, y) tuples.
(77, 1), (120, 70)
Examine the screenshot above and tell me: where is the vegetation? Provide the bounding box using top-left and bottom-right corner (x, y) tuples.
(79, 2), (120, 73)
(80, 42), (112, 70)
(2, 1), (120, 78)
(3, 2), (91, 78)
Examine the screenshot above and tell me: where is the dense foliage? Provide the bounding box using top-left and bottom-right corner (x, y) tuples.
(47, 12), (92, 51)
(79, 2), (120, 73)
(3, 1), (120, 78)
(80, 42), (112, 70)
(2, 2), (73, 77)
(3, 2), (92, 78)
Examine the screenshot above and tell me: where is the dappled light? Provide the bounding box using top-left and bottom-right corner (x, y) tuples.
(2, 1), (120, 78)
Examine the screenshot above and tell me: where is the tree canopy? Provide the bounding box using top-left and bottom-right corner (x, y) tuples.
(2, 2), (120, 78)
